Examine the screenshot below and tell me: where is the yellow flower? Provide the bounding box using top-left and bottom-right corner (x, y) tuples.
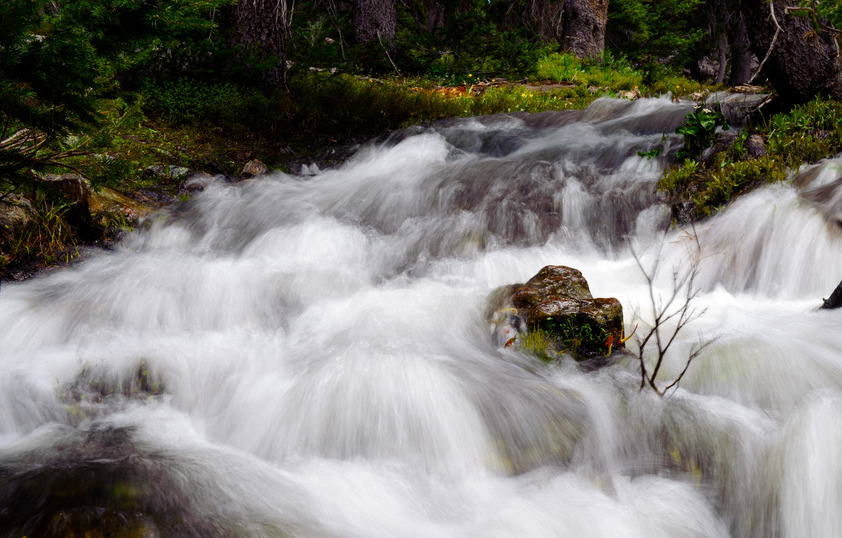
(468, 74), (472, 78)
(521, 93), (526, 98)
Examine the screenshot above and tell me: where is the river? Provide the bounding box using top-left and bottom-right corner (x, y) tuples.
(2, 96), (842, 537)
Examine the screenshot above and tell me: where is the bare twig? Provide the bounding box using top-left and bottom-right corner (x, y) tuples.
(320, 0), (346, 60)
(630, 230), (714, 396)
(749, 0), (782, 84)
(376, 30), (400, 75)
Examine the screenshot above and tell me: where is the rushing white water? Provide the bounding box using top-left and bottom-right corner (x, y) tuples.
(2, 97), (842, 537)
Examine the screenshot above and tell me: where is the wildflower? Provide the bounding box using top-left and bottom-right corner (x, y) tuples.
(468, 74), (472, 78)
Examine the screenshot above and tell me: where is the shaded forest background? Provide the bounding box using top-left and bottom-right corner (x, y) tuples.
(2, 0), (842, 276)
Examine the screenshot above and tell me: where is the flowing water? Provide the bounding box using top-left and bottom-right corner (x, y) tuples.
(2, 97), (842, 537)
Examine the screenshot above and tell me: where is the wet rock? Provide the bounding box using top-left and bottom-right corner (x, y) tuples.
(240, 159), (268, 178)
(821, 279), (842, 310)
(89, 187), (157, 223)
(619, 88), (642, 100)
(0, 427), (221, 537)
(180, 172), (217, 194)
(716, 91), (770, 127)
(489, 265), (624, 360)
(746, 134), (766, 159)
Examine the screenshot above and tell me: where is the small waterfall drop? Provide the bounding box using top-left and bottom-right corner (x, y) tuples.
(2, 97), (842, 537)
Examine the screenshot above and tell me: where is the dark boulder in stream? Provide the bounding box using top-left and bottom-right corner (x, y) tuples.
(821, 279), (842, 310)
(489, 265), (625, 361)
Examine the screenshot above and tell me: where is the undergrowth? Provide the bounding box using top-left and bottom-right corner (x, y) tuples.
(660, 97), (842, 219)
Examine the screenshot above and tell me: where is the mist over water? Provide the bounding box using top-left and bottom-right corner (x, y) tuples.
(2, 97), (842, 536)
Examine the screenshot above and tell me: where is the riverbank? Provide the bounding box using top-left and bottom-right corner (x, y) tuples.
(3, 75), (840, 283)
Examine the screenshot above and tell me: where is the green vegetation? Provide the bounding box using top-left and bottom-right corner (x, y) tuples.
(535, 52), (641, 91)
(3, 0), (842, 278)
(518, 328), (558, 363)
(520, 316), (610, 362)
(607, 0), (706, 75)
(660, 97), (842, 218)
(676, 105), (730, 160)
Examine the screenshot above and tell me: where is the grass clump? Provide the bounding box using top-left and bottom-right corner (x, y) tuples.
(519, 316), (610, 362)
(518, 328), (559, 363)
(535, 52), (641, 91)
(533, 51), (714, 97)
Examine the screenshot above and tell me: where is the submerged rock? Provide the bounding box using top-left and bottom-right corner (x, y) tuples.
(489, 265), (625, 361)
(0, 427), (221, 538)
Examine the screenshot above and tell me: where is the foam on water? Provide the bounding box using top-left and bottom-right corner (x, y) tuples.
(2, 98), (842, 536)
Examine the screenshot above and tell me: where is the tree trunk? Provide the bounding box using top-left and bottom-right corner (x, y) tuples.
(524, 0), (564, 42)
(742, 0), (842, 103)
(353, 0), (397, 45)
(561, 0), (609, 58)
(426, 0), (444, 32)
(728, 14), (753, 86)
(230, 0), (290, 88)
(715, 32), (728, 84)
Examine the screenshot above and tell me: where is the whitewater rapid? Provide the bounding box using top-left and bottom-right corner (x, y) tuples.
(2, 97), (842, 537)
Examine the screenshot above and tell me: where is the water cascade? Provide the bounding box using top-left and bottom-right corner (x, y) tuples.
(2, 97), (842, 537)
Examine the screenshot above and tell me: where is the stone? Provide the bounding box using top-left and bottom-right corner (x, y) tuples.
(42, 173), (98, 240)
(180, 172), (217, 194)
(821, 279), (842, 310)
(0, 195), (35, 254)
(488, 265), (625, 360)
(240, 159), (268, 178)
(746, 134), (766, 159)
(145, 165), (191, 181)
(89, 187), (156, 221)
(43, 173), (91, 212)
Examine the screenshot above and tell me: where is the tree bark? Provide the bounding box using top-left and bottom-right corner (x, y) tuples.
(715, 32), (728, 84)
(729, 14), (753, 86)
(426, 0), (445, 32)
(354, 0), (397, 45)
(523, 0), (565, 42)
(230, 0), (291, 88)
(561, 0), (609, 58)
(742, 0), (842, 103)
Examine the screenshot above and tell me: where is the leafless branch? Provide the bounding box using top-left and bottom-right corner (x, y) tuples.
(749, 0), (782, 84)
(630, 229), (714, 396)
(376, 29), (401, 75)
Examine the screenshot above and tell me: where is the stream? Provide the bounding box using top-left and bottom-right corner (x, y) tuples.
(2, 96), (842, 537)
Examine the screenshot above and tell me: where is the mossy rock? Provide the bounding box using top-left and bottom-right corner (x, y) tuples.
(489, 265), (624, 360)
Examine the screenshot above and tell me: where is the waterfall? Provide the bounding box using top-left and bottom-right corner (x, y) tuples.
(2, 96), (842, 537)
